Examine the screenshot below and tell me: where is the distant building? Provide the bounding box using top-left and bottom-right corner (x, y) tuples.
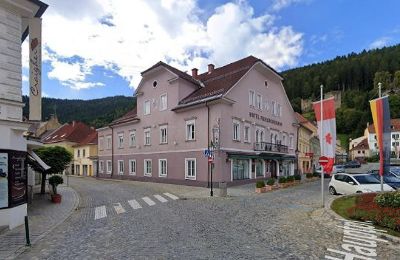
(301, 91), (341, 113)
(42, 121), (97, 175)
(97, 56), (298, 186)
(349, 138), (370, 160)
(26, 114), (62, 139)
(73, 131), (98, 177)
(366, 119), (400, 159)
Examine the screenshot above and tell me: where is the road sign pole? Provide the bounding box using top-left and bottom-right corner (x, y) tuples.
(378, 82), (383, 192)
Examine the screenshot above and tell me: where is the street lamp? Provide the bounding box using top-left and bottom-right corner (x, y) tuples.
(295, 149), (300, 175)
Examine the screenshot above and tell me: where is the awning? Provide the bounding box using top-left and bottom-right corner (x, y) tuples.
(227, 152), (296, 161)
(27, 151), (50, 172)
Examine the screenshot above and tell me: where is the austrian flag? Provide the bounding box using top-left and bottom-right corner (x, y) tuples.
(313, 97), (336, 174)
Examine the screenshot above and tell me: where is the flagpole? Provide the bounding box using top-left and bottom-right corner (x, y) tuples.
(378, 82), (383, 192)
(321, 84), (324, 207)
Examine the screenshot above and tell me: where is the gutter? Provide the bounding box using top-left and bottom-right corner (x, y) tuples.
(206, 101), (210, 187)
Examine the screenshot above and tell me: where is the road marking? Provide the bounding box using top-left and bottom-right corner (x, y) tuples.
(94, 206), (107, 220)
(142, 196), (156, 206)
(154, 194), (168, 203)
(113, 203), (126, 214)
(163, 192), (179, 200)
(128, 199), (142, 210)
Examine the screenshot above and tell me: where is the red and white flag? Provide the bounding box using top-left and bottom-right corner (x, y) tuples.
(313, 97), (336, 174)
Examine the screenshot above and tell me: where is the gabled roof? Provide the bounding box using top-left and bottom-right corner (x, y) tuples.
(350, 138), (369, 151)
(42, 121), (95, 144)
(109, 107), (139, 126)
(295, 112), (317, 133)
(75, 131), (98, 147)
(368, 118), (400, 133)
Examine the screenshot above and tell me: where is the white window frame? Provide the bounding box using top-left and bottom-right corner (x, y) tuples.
(129, 159), (136, 175)
(99, 137), (104, 150)
(118, 160), (124, 175)
(186, 119), (196, 141)
(158, 159), (167, 177)
(106, 135), (112, 150)
(77, 149), (80, 158)
(256, 94), (262, 110)
(244, 124), (251, 143)
(185, 158), (196, 180)
(144, 128), (151, 146)
(289, 135), (294, 148)
(99, 160), (104, 173)
(160, 125), (168, 144)
(249, 90), (255, 107)
(106, 160), (112, 174)
(144, 159), (152, 176)
(144, 100), (151, 115)
(82, 149), (86, 158)
(233, 120), (241, 141)
(118, 133), (124, 149)
(160, 93), (167, 111)
(129, 130), (136, 147)
(272, 101), (276, 116)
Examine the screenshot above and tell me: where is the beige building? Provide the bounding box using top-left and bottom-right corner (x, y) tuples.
(73, 132), (98, 177)
(349, 138), (370, 160)
(295, 113), (319, 174)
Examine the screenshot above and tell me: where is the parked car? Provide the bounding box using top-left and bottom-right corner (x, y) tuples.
(334, 165), (345, 173)
(390, 167), (400, 178)
(370, 172), (400, 190)
(344, 161), (361, 168)
(328, 173), (394, 195)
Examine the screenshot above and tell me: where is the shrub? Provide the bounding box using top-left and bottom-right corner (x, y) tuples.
(256, 180), (265, 188)
(306, 173), (313, 179)
(49, 175), (64, 194)
(312, 172), (319, 177)
(278, 177), (287, 183)
(266, 178), (275, 186)
(294, 174), (301, 181)
(286, 176), (295, 182)
(374, 191), (400, 208)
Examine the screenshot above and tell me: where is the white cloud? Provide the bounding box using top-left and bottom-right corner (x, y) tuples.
(271, 0), (310, 11)
(368, 37), (391, 49)
(41, 0), (304, 90)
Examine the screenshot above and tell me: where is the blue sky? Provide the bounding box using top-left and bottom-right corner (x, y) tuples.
(22, 0), (400, 100)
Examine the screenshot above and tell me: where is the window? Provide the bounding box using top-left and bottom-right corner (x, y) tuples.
(185, 158), (196, 180)
(106, 160), (112, 174)
(277, 104), (282, 117)
(282, 135), (286, 146)
(106, 135), (112, 149)
(256, 94), (262, 110)
(249, 90), (255, 107)
(129, 130), (136, 147)
(144, 128), (151, 146)
(160, 125), (168, 144)
(272, 101), (276, 115)
(129, 159), (136, 175)
(144, 159), (152, 176)
(118, 160), (124, 175)
(159, 159), (167, 177)
(186, 120), (195, 141)
(99, 161), (104, 173)
(75, 165), (80, 175)
(82, 149), (86, 157)
(160, 94), (167, 111)
(289, 136), (293, 148)
(118, 133), (124, 148)
(392, 142), (396, 147)
(233, 121), (240, 141)
(99, 137), (104, 150)
(144, 100), (151, 115)
(244, 125), (250, 143)
(77, 149), (80, 157)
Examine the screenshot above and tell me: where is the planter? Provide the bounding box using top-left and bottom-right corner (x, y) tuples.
(279, 183), (290, 188)
(51, 194), (62, 203)
(294, 180), (301, 185)
(265, 185), (273, 191)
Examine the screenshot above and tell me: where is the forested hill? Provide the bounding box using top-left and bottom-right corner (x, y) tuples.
(22, 95), (136, 128)
(282, 44), (400, 142)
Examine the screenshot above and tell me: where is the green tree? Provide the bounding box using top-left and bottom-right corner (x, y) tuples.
(373, 71), (392, 90)
(393, 70), (400, 88)
(35, 146), (73, 194)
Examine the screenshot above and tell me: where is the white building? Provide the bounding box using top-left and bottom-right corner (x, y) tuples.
(365, 119), (400, 158)
(0, 0), (47, 230)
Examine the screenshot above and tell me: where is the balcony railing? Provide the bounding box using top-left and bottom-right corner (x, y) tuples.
(254, 142), (289, 153)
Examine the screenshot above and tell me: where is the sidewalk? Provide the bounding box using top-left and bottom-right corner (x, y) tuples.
(0, 185), (79, 259)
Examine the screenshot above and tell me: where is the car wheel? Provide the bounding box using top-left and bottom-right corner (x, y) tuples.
(329, 186), (337, 195)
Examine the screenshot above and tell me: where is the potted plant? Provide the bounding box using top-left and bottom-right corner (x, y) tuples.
(265, 178), (275, 191)
(278, 176), (288, 188)
(294, 174), (301, 184)
(49, 175), (64, 203)
(286, 176), (295, 185)
(255, 180), (266, 193)
(306, 173), (313, 180)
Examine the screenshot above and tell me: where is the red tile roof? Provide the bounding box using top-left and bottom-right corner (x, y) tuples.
(367, 118), (400, 133)
(350, 138), (369, 151)
(75, 131), (98, 146)
(42, 121), (96, 144)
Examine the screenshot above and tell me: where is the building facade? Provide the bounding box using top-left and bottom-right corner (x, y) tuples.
(349, 138), (370, 160)
(366, 119), (400, 159)
(73, 131), (98, 177)
(97, 56), (298, 186)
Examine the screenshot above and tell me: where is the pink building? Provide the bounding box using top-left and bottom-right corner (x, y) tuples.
(97, 56), (298, 186)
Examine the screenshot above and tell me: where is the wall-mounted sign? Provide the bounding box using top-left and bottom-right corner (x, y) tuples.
(249, 112), (282, 126)
(29, 17), (42, 121)
(0, 153), (8, 209)
(9, 151), (27, 207)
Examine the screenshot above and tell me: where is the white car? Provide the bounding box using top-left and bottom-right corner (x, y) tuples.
(328, 173), (394, 195)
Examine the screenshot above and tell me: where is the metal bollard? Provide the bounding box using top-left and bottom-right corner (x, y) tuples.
(25, 216), (31, 246)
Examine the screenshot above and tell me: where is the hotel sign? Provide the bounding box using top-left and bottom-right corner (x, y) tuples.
(249, 112), (282, 126)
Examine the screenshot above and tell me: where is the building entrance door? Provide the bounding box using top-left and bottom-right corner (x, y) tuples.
(271, 161), (277, 179)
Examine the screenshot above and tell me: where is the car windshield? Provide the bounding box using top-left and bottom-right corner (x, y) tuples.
(353, 175), (380, 184)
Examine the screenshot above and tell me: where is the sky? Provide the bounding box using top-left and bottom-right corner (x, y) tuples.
(21, 0), (400, 100)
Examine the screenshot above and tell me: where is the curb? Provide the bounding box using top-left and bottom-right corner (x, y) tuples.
(323, 195), (400, 244)
(10, 186), (80, 259)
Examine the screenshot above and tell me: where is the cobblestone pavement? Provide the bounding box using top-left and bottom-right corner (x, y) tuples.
(0, 186), (78, 259)
(19, 177), (400, 259)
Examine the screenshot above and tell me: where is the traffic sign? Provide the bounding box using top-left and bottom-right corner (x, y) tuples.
(319, 156), (329, 166)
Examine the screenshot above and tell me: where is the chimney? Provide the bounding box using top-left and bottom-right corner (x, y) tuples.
(191, 68), (198, 79)
(208, 64), (215, 74)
